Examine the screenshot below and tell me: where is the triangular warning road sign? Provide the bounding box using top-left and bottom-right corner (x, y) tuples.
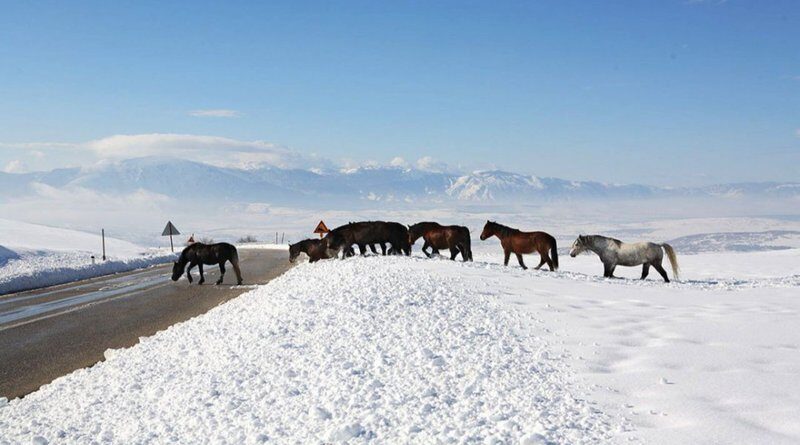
(313, 220), (330, 234)
(162, 221), (180, 236)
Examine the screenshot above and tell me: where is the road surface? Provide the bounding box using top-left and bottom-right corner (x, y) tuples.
(0, 248), (291, 400)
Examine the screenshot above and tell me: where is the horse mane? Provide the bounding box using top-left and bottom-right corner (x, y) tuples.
(489, 221), (520, 237)
(589, 235), (622, 247)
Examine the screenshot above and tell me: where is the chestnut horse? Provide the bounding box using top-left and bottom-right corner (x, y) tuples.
(479, 221), (559, 271)
(408, 222), (472, 261)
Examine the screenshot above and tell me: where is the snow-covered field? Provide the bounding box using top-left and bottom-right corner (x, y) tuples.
(0, 219), (174, 295)
(2, 241), (799, 443)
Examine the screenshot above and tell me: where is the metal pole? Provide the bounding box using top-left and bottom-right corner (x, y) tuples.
(281, 232), (284, 244)
(102, 229), (106, 261)
(169, 233), (174, 252)
(275, 232), (278, 244)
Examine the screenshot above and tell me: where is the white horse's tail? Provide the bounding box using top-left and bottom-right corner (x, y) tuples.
(661, 243), (680, 280)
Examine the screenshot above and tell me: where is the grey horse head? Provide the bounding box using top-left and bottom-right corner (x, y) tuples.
(569, 235), (590, 257)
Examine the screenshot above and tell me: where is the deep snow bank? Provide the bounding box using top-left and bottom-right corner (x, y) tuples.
(0, 256), (615, 444)
(0, 218), (174, 294)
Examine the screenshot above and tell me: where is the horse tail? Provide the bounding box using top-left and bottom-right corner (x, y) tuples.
(463, 230), (473, 261)
(550, 235), (559, 270)
(661, 243), (679, 280)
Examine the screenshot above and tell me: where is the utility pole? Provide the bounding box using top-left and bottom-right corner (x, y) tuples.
(101, 229), (106, 261)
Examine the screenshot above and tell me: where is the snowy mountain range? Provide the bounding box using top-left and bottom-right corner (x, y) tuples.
(1, 156), (798, 205)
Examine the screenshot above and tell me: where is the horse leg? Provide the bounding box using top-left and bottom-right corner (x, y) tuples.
(216, 262), (226, 285)
(231, 258), (244, 285)
(641, 263), (650, 280)
(516, 253), (528, 270)
(197, 264), (205, 285)
(534, 256), (547, 270)
(653, 262), (670, 283)
(358, 244), (367, 256)
(422, 241), (432, 258)
(545, 254), (555, 271)
(603, 262), (614, 278)
(504, 249), (511, 266)
(186, 262), (195, 283)
(369, 244), (378, 255)
(458, 244), (469, 262)
(380, 242), (387, 255)
(449, 247), (458, 261)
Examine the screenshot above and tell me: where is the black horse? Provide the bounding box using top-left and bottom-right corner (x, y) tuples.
(289, 238), (339, 263)
(326, 221), (411, 257)
(171, 242), (243, 285)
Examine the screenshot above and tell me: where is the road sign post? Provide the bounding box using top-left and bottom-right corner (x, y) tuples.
(161, 221), (181, 253)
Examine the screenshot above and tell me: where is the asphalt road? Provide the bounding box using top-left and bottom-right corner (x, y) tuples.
(0, 248), (291, 400)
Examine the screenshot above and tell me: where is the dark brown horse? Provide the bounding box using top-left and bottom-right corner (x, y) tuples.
(289, 238), (339, 263)
(408, 222), (472, 261)
(326, 221), (411, 257)
(171, 242), (243, 285)
(480, 221), (559, 271)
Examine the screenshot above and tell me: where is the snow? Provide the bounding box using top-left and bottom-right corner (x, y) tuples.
(464, 244), (800, 444)
(0, 255), (618, 444)
(0, 218), (174, 295)
(1, 223), (799, 443)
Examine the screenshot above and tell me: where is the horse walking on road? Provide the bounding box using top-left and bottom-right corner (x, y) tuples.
(408, 222), (472, 261)
(480, 221), (559, 271)
(171, 242), (243, 285)
(569, 235), (679, 282)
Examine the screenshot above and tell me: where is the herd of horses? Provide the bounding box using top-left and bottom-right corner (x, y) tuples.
(171, 220), (680, 286)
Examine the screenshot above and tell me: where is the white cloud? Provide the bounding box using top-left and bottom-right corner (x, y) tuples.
(3, 160), (26, 173)
(188, 109), (241, 118)
(390, 157), (409, 168)
(85, 133), (327, 169)
(415, 156), (449, 173)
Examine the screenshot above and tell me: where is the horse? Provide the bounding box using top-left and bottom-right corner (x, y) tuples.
(569, 235), (679, 282)
(480, 221), (559, 271)
(408, 222), (472, 261)
(289, 238), (340, 263)
(171, 242), (243, 285)
(326, 221), (411, 257)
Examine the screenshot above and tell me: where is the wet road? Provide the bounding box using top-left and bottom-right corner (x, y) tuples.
(0, 248), (291, 400)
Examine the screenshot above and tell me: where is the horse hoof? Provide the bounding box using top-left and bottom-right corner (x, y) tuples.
(237, 281), (243, 285)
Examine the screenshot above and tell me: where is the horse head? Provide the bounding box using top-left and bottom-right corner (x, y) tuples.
(288, 242), (303, 263)
(479, 220), (495, 241)
(407, 223), (424, 245)
(171, 259), (185, 281)
(569, 235), (589, 257)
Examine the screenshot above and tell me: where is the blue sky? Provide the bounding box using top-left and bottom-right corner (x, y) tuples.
(0, 0), (798, 185)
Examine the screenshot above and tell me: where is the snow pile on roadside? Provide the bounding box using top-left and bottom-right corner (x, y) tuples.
(0, 256), (616, 444)
(0, 250), (175, 295)
(0, 218), (174, 295)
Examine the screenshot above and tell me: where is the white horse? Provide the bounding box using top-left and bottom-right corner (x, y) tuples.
(569, 235), (680, 282)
